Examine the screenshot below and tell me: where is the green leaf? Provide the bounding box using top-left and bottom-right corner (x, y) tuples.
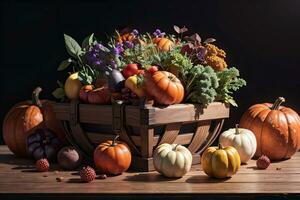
(78, 71), (93, 85)
(82, 33), (94, 49)
(57, 80), (64, 88)
(174, 25), (180, 34)
(227, 98), (238, 107)
(204, 38), (216, 44)
(57, 58), (72, 71)
(64, 34), (82, 58)
(52, 88), (65, 99)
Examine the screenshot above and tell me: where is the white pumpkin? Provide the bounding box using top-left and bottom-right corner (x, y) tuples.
(219, 124), (257, 164)
(153, 143), (192, 178)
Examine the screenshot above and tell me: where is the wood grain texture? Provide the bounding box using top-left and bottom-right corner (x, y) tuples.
(0, 145), (300, 196)
(88, 132), (194, 147)
(188, 120), (211, 153)
(53, 102), (230, 126)
(157, 123), (181, 146)
(140, 127), (154, 158)
(147, 102), (229, 125)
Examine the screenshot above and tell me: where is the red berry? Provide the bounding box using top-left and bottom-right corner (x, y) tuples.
(147, 66), (158, 74)
(122, 63), (139, 79)
(79, 166), (96, 183)
(36, 158), (50, 172)
(256, 155), (271, 169)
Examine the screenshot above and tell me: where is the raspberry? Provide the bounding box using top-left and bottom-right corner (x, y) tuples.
(36, 158), (50, 172)
(256, 155), (271, 169)
(79, 166), (96, 183)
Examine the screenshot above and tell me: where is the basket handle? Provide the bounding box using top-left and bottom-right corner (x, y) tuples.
(112, 100), (141, 155)
(68, 100), (95, 156)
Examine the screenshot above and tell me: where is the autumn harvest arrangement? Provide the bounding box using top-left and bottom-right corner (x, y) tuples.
(2, 25), (300, 183)
(53, 26), (246, 107)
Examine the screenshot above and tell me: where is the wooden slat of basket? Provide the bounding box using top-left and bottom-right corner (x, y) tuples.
(188, 120), (211, 153)
(146, 102), (229, 125)
(157, 123), (181, 146)
(87, 132), (195, 147)
(53, 103), (143, 126)
(197, 119), (224, 155)
(140, 126), (154, 158)
(53, 102), (229, 126)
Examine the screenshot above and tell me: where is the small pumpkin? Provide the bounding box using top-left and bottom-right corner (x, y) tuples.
(79, 85), (111, 104)
(239, 97), (300, 160)
(219, 124), (257, 164)
(94, 135), (131, 175)
(153, 143), (192, 178)
(27, 128), (62, 161)
(2, 87), (67, 157)
(201, 144), (241, 179)
(79, 85), (94, 103)
(143, 71), (184, 105)
(153, 37), (173, 51)
(64, 72), (82, 100)
(116, 33), (135, 43)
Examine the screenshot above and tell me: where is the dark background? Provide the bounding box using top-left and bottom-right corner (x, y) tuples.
(1, 0), (300, 144)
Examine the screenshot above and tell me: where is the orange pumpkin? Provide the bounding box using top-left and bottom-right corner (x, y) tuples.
(94, 135), (131, 175)
(79, 85), (111, 104)
(239, 97), (300, 160)
(153, 37), (173, 51)
(144, 71), (184, 105)
(79, 85), (94, 103)
(116, 33), (135, 43)
(2, 87), (67, 157)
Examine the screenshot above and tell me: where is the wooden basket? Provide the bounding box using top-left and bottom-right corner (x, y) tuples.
(53, 101), (229, 171)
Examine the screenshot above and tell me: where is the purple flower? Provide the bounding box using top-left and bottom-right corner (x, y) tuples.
(196, 48), (207, 62)
(132, 29), (139, 36)
(153, 29), (165, 37)
(85, 52), (97, 63)
(124, 41), (134, 49)
(94, 60), (102, 66)
(94, 43), (102, 50)
(110, 60), (117, 69)
(113, 43), (124, 55)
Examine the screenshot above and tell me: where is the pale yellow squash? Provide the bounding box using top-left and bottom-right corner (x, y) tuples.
(153, 143), (192, 178)
(219, 124), (257, 164)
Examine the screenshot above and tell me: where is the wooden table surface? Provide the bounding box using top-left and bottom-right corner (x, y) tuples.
(0, 145), (299, 200)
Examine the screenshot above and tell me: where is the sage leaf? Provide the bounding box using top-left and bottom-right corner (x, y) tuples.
(174, 25), (180, 34)
(78, 71), (93, 85)
(57, 58), (72, 71)
(204, 38), (216, 44)
(52, 88), (65, 99)
(180, 26), (188, 33)
(64, 34), (82, 58)
(82, 33), (94, 49)
(227, 98), (238, 107)
(194, 33), (201, 43)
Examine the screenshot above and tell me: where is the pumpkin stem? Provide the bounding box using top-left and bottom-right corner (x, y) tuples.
(235, 124), (239, 134)
(173, 144), (180, 151)
(271, 97), (285, 110)
(32, 87), (43, 108)
(218, 143), (224, 149)
(112, 135), (119, 147)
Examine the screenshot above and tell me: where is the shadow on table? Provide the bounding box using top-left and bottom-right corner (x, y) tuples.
(0, 153), (66, 172)
(0, 153), (35, 170)
(123, 173), (179, 182)
(186, 175), (231, 183)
